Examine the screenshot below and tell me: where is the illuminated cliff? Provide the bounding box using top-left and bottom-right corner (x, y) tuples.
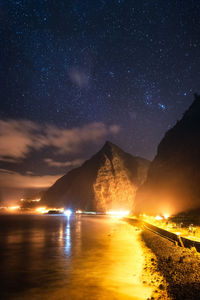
(94, 153), (137, 211)
(41, 141), (150, 211)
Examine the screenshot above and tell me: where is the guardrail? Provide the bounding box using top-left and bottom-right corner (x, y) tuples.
(124, 217), (200, 252)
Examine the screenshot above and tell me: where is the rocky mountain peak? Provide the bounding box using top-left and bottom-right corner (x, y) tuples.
(99, 140), (121, 155)
(41, 142), (150, 212)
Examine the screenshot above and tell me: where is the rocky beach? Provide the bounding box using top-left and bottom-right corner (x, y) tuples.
(141, 229), (200, 299)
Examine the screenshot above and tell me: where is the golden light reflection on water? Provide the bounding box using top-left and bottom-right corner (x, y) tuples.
(7, 233), (22, 244)
(103, 220), (152, 299)
(44, 217), (153, 300)
(1, 215), (154, 300)
(74, 215), (82, 255)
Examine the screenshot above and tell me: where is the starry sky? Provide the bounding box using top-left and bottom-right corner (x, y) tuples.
(0, 0), (200, 201)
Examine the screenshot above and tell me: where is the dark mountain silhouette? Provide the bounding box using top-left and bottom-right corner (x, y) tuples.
(41, 141), (150, 211)
(135, 94), (200, 216)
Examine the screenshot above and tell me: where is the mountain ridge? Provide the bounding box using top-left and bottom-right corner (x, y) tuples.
(135, 94), (200, 216)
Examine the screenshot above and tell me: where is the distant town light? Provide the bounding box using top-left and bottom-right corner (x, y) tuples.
(8, 206), (20, 211)
(31, 198), (41, 202)
(21, 198), (41, 203)
(64, 209), (72, 218)
(155, 215), (163, 221)
(35, 207), (48, 214)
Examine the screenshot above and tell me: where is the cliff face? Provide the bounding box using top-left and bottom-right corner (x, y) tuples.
(41, 141), (150, 211)
(135, 94), (200, 216)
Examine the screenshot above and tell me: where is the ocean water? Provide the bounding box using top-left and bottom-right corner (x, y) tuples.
(0, 214), (152, 300)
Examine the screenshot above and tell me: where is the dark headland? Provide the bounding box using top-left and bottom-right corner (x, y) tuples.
(135, 94), (200, 218)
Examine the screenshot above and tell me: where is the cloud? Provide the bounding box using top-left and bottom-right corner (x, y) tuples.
(44, 158), (84, 168)
(0, 169), (62, 189)
(0, 120), (40, 161)
(0, 120), (120, 162)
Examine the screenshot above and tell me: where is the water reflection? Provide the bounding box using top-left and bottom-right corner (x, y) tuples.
(0, 215), (153, 299)
(65, 217), (71, 255)
(75, 215), (82, 255)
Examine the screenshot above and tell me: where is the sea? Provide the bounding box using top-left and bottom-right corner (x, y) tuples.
(0, 214), (152, 300)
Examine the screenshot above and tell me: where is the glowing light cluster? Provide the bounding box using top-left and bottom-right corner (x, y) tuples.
(76, 210), (82, 214)
(8, 206), (20, 211)
(31, 198), (41, 202)
(163, 214), (170, 219)
(35, 207), (64, 214)
(64, 209), (72, 217)
(35, 207), (48, 214)
(0, 206), (21, 212)
(155, 215), (163, 221)
(21, 198), (41, 202)
(106, 210), (130, 218)
(140, 213), (171, 224)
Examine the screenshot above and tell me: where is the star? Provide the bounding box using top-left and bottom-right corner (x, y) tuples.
(158, 103), (166, 111)
(0, 0), (199, 168)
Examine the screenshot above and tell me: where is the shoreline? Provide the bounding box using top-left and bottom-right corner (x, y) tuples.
(141, 229), (200, 299)
(131, 225), (169, 300)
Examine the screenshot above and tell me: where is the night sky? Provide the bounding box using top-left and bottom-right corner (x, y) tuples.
(0, 0), (200, 201)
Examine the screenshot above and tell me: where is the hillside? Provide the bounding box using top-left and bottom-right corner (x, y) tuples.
(135, 94), (200, 216)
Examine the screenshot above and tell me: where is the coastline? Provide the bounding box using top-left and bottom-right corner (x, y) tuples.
(130, 225), (169, 300)
(141, 229), (200, 299)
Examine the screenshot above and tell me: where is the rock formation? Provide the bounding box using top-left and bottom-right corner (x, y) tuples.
(135, 94), (200, 216)
(41, 141), (150, 211)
